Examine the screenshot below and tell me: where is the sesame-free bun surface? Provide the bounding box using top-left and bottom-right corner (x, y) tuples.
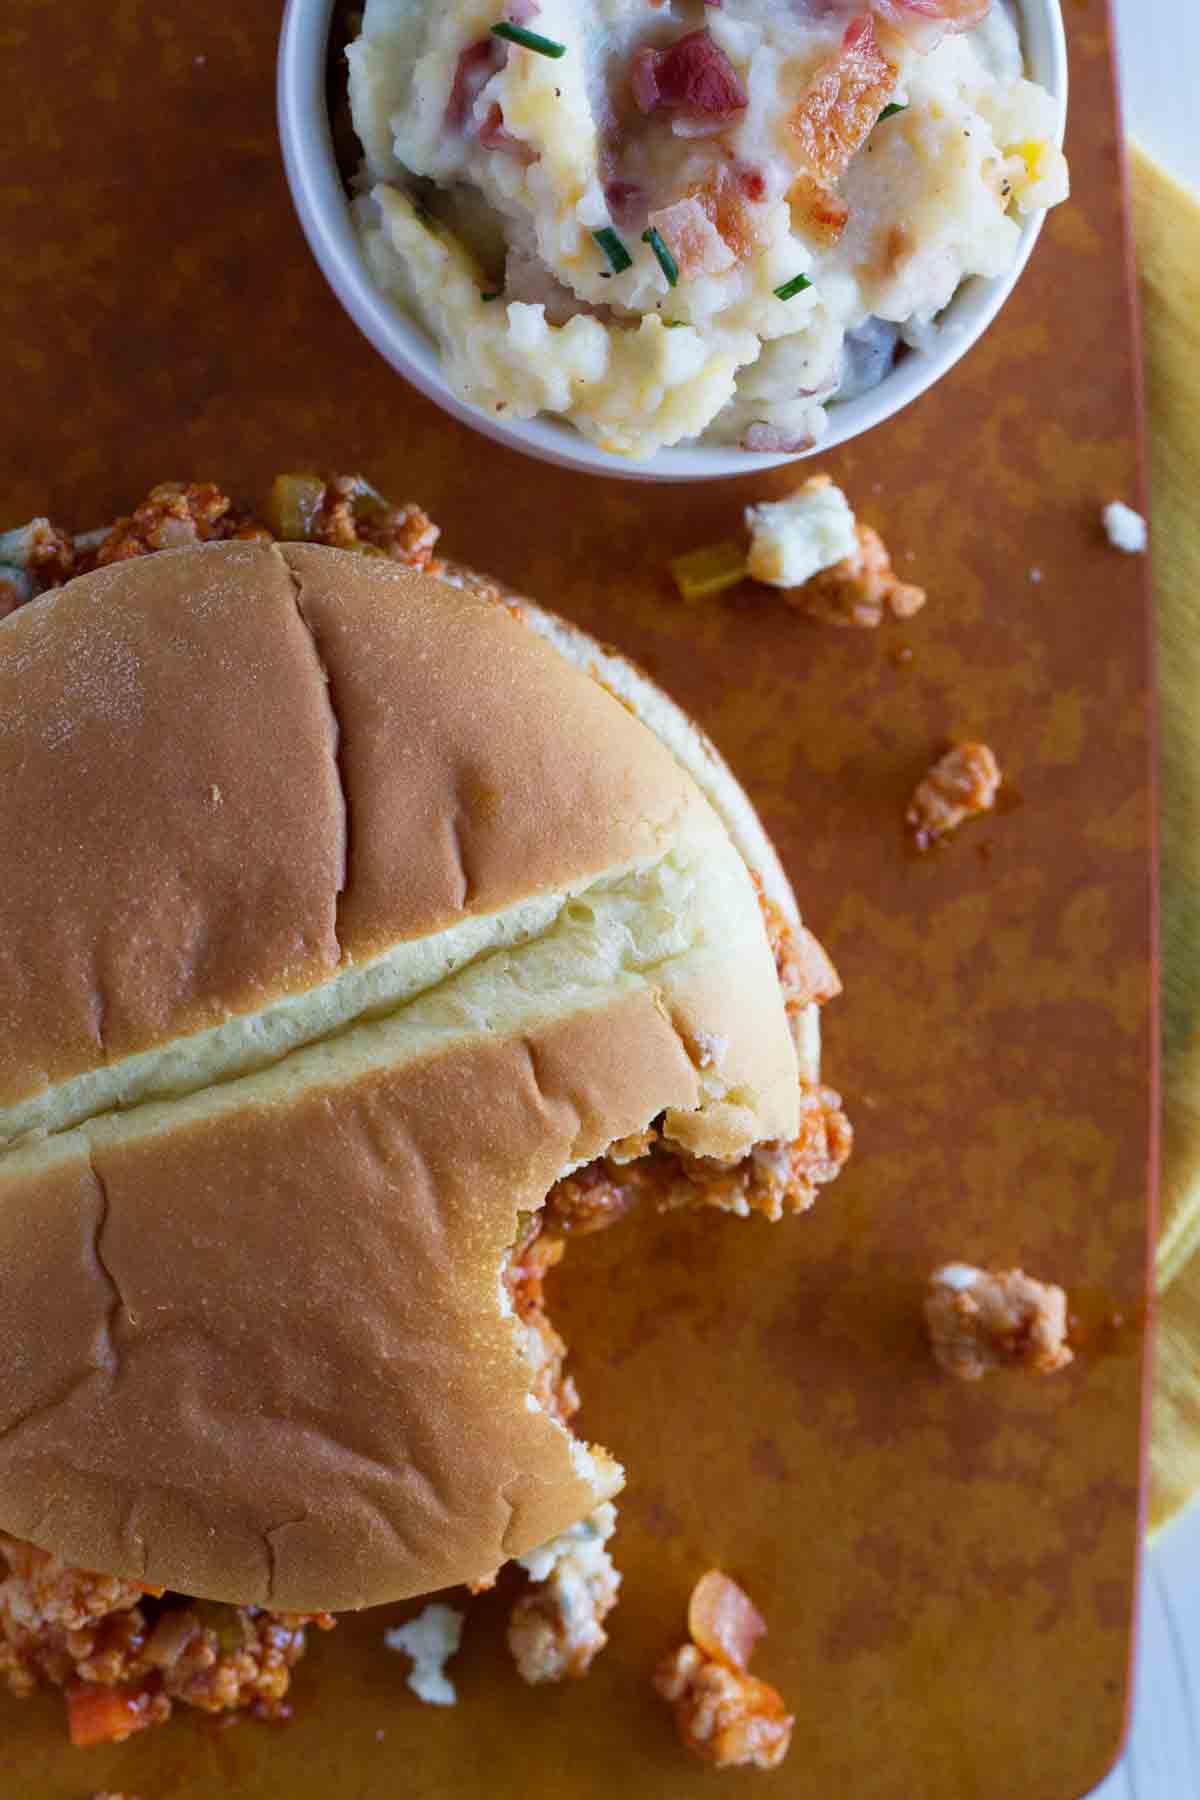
(0, 543), (807, 1608)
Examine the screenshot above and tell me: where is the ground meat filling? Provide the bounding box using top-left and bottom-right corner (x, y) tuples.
(0, 476), (848, 1736)
(654, 1570), (793, 1770)
(8, 476), (442, 612)
(655, 1645), (793, 1770)
(924, 1264), (1073, 1381)
(506, 1504), (620, 1686)
(795, 522), (927, 628)
(545, 881), (851, 1241)
(0, 1536), (333, 1744)
(907, 741), (1001, 849)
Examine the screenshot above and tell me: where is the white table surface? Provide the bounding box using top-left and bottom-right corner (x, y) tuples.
(1088, 4), (1198, 1797)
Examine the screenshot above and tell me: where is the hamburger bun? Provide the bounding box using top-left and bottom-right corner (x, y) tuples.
(0, 542), (811, 1612)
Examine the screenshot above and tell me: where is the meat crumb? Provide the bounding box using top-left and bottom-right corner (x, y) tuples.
(924, 1264), (1074, 1381)
(656, 1647), (793, 1770)
(654, 1571), (792, 1770)
(508, 1504), (620, 1684)
(793, 522), (926, 628)
(907, 742), (1000, 849)
(80, 482), (271, 573)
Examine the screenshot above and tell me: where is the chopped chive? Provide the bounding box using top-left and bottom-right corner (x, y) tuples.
(878, 101), (907, 121)
(480, 290), (502, 301)
(642, 227), (679, 288)
(593, 226), (632, 273)
(491, 21), (566, 57)
(772, 272), (813, 302)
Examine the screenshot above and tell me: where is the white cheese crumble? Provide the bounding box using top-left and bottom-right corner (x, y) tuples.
(745, 476), (857, 589)
(1102, 500), (1148, 554)
(931, 1262), (982, 1293)
(384, 1602), (465, 1706)
(518, 1500), (617, 1585)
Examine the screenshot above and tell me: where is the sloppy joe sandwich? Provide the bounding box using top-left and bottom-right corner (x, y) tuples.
(0, 477), (850, 1742)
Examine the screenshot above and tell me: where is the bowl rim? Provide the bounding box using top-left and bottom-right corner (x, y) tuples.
(278, 0), (1069, 485)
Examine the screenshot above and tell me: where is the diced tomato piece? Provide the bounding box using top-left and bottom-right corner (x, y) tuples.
(66, 1681), (160, 1748)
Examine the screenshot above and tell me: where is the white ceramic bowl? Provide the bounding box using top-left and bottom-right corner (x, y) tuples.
(278, 1), (1068, 484)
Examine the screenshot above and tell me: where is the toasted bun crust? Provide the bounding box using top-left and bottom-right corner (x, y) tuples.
(0, 544), (805, 1609)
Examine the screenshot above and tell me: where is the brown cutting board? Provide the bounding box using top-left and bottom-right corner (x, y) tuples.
(0, 2), (1153, 1796)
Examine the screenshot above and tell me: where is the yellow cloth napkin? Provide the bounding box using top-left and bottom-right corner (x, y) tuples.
(1130, 144), (1200, 1533)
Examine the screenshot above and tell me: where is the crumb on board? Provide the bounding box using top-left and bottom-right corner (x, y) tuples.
(669, 474), (923, 626)
(1102, 500), (1147, 554)
(924, 1264), (1073, 1381)
(654, 1571), (793, 1771)
(383, 1603), (464, 1706)
(907, 743), (1001, 849)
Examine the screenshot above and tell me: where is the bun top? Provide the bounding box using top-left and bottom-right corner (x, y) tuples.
(0, 544), (800, 1609)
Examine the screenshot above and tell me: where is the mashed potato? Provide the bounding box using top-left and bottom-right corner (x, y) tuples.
(347, 0), (1067, 459)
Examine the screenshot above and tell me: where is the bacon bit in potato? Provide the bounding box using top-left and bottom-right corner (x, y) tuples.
(631, 29), (749, 122)
(907, 742), (1001, 849)
(647, 196), (736, 278)
(479, 102), (538, 164)
(446, 38), (504, 134)
(603, 178), (646, 229)
(787, 170), (851, 246)
(689, 161), (771, 263)
(688, 1570), (767, 1672)
(655, 1572), (793, 1770)
(785, 15), (896, 187)
(871, 0), (991, 50)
